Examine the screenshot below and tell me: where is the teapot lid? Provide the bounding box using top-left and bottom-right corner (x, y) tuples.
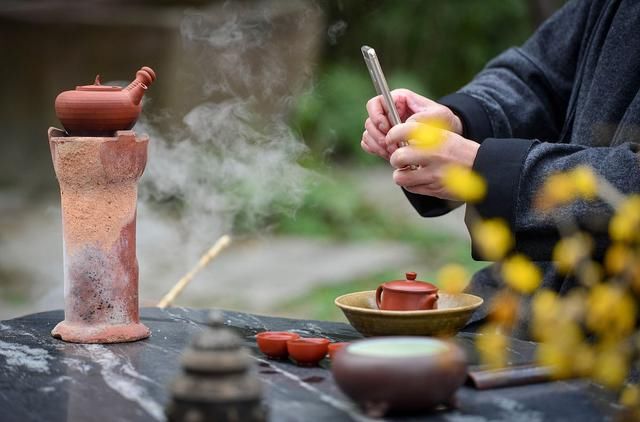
(382, 272), (438, 293)
(76, 75), (122, 92)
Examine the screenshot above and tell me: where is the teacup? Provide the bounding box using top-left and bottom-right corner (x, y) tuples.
(376, 272), (438, 311)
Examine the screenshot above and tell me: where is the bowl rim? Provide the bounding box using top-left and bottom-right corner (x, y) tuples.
(334, 290), (483, 316)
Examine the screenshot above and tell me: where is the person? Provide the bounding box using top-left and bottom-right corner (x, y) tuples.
(361, 0), (640, 339)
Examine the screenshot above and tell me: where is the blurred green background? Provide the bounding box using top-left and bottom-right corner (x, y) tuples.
(293, 0), (534, 162)
(0, 0), (561, 321)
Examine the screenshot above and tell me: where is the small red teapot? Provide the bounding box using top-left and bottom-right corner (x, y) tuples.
(376, 272), (439, 311)
(55, 66), (156, 136)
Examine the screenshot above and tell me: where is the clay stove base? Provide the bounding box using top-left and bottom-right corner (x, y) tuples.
(49, 127), (150, 345)
(51, 321), (150, 344)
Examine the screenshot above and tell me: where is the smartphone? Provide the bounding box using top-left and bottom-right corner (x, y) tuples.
(362, 45), (412, 165)
(361, 45), (401, 127)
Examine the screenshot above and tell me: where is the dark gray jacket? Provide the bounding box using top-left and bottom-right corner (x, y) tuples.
(406, 0), (640, 338)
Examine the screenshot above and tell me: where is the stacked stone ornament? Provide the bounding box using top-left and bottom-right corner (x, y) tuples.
(166, 312), (265, 422)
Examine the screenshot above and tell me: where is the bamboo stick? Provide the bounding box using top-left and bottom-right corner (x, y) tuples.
(157, 235), (232, 309)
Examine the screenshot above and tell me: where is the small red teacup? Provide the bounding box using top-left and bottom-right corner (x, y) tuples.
(256, 331), (300, 359)
(287, 338), (330, 366)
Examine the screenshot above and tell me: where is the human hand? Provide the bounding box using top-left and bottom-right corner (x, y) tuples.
(386, 120), (480, 201)
(361, 88), (463, 160)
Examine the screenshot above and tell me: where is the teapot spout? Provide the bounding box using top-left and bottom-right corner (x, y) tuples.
(126, 66), (156, 106)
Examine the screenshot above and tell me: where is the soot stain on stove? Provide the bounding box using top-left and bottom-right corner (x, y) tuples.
(302, 376), (324, 384)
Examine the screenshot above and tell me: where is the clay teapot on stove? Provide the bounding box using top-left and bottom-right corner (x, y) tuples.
(376, 272), (439, 311)
(55, 66), (156, 136)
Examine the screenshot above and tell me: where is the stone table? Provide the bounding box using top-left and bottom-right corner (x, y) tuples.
(0, 308), (623, 422)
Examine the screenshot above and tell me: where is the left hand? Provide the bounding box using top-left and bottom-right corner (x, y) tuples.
(386, 118), (480, 201)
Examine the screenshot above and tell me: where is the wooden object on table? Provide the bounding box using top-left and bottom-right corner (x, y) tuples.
(157, 235), (231, 309)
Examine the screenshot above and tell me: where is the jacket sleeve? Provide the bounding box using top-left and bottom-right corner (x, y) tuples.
(472, 139), (640, 262)
(442, 0), (593, 142)
(404, 0), (594, 219)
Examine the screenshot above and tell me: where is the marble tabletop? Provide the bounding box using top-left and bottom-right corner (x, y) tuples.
(0, 308), (623, 422)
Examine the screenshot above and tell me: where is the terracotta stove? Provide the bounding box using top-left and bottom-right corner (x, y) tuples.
(49, 67), (156, 343)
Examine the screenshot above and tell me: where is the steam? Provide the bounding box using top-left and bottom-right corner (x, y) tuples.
(138, 100), (309, 257)
(135, 3), (320, 290)
(327, 20), (347, 45)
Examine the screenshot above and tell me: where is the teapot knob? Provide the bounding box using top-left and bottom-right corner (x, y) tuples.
(405, 272), (417, 281)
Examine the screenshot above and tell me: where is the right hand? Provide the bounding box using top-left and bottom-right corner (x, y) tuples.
(361, 88), (463, 160)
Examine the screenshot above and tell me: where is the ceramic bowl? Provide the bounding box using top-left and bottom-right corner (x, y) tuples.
(327, 342), (350, 360)
(286, 338), (330, 366)
(335, 290), (483, 337)
(331, 337), (467, 417)
(256, 331), (300, 359)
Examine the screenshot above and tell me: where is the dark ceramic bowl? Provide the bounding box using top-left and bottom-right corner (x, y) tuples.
(286, 338), (330, 366)
(256, 331), (300, 359)
(331, 337), (467, 417)
(327, 342), (350, 360)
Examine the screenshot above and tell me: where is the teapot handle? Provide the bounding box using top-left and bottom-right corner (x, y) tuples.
(375, 286), (384, 309)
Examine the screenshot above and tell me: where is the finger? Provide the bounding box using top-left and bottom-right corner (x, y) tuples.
(385, 121), (422, 147)
(389, 145), (431, 169)
(366, 96), (391, 133)
(361, 138), (373, 154)
(365, 118), (386, 146)
(404, 93), (437, 113)
(391, 89), (433, 119)
(390, 88), (411, 116)
(393, 166), (437, 188)
(362, 130), (389, 159)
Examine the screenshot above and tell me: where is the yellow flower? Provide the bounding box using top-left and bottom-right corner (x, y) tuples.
(628, 262), (640, 294)
(577, 260), (603, 287)
(532, 289), (559, 316)
(621, 384), (640, 408)
(609, 195), (640, 242)
(489, 290), (520, 328)
(604, 243), (633, 275)
(437, 264), (469, 294)
(552, 232), (593, 274)
(586, 284), (637, 339)
(531, 290), (586, 368)
(476, 323), (508, 369)
(537, 342), (573, 379)
(592, 347), (628, 389)
(501, 254), (542, 294)
(535, 172), (577, 210)
(573, 343), (595, 377)
(609, 215), (637, 243)
(531, 289), (560, 340)
(442, 165), (487, 203)
(536, 320), (584, 378)
(535, 166), (598, 210)
(409, 119), (449, 150)
(569, 165), (598, 200)
(471, 218), (514, 261)
(563, 288), (587, 322)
